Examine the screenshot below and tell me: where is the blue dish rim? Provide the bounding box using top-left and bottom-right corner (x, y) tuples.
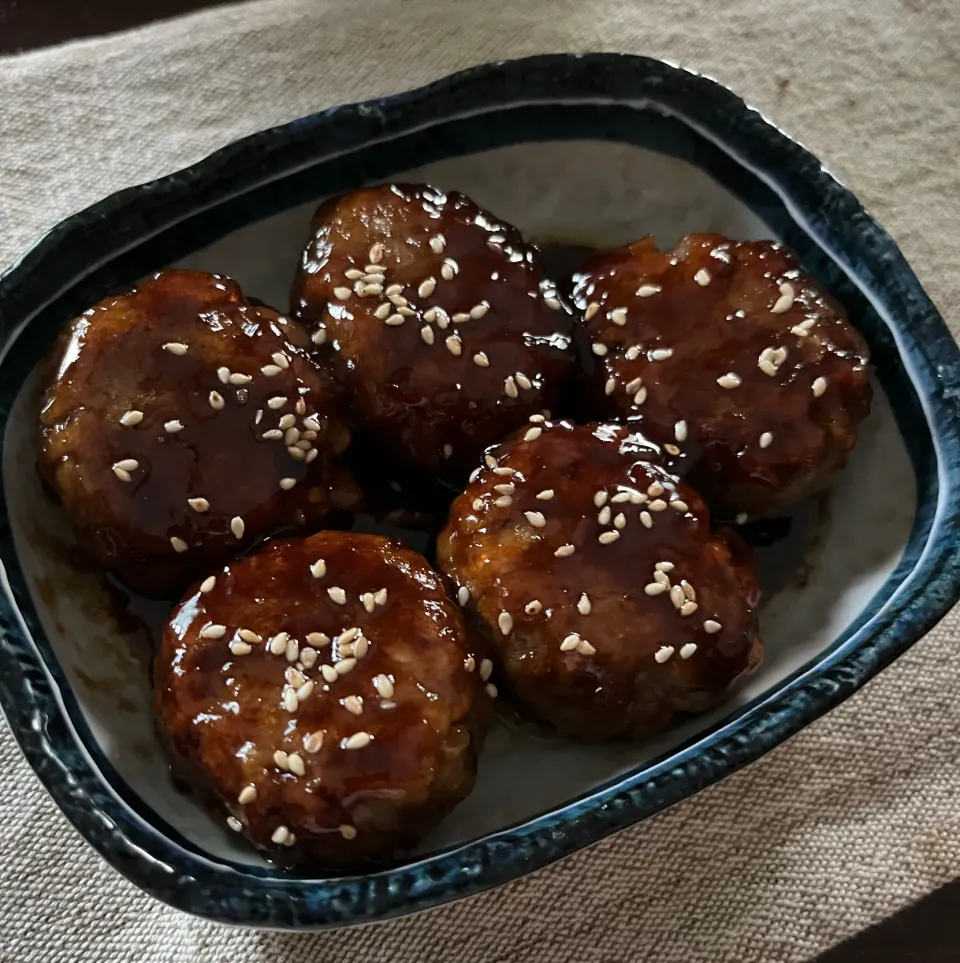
(0, 53), (958, 928)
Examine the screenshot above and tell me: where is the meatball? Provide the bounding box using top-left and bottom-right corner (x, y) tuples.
(291, 183), (575, 481)
(39, 270), (359, 596)
(572, 234), (872, 516)
(155, 530), (487, 866)
(437, 420), (762, 741)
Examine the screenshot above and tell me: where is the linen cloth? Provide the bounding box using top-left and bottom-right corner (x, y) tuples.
(1, 1), (958, 960)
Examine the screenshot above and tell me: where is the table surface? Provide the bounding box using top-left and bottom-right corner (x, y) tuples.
(1, 2), (956, 961)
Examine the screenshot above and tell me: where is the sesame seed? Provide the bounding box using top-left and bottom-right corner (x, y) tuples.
(472, 497), (484, 511)
(630, 492), (647, 504)
(273, 750), (289, 770)
(287, 446), (306, 461)
(648, 481), (664, 497)
(304, 731), (324, 753)
(119, 410), (143, 427)
(680, 600), (698, 616)
(577, 640), (596, 656)
(594, 491), (608, 508)
(445, 336), (462, 356)
(206, 390), (226, 411)
(536, 489), (554, 500)
(544, 297), (562, 310)
(614, 513), (626, 529)
(340, 824), (358, 839)
(498, 611), (513, 635)
(680, 642), (699, 659)
(164, 419), (183, 433)
(267, 396), (287, 410)
(639, 511), (653, 528)
(493, 483), (515, 495)
(759, 432), (774, 448)
(812, 376), (827, 397)
(200, 624), (226, 639)
(114, 458), (139, 472)
(515, 372), (533, 390)
(200, 575), (216, 593)
(345, 269), (364, 281)
(674, 421), (688, 443)
(162, 342), (188, 355)
(112, 466), (132, 482)
(605, 378), (616, 396)
(758, 360), (778, 377)
(717, 372), (742, 389)
(649, 499), (668, 512)
(389, 294), (409, 307)
(300, 649), (318, 669)
(327, 586), (346, 605)
(229, 372), (252, 386)
(671, 500), (689, 513)
(442, 258), (460, 280)
(285, 637), (300, 663)
(310, 559), (326, 579)
(261, 364), (282, 377)
(420, 326), (435, 345)
(279, 477), (297, 491)
(262, 429), (283, 441)
(335, 657), (357, 676)
(343, 695), (363, 716)
(427, 235), (446, 254)
(771, 283), (795, 313)
(271, 826), (290, 845)
(374, 674), (394, 699)
(584, 302), (600, 321)
(334, 286), (352, 300)
(306, 632), (330, 648)
(283, 687), (299, 712)
(235, 629), (259, 644)
(418, 277), (437, 298)
(238, 785), (257, 805)
(187, 497), (209, 513)
(664, 443), (680, 455)
(637, 284), (662, 297)
(493, 466), (515, 476)
(475, 658), (493, 682)
(524, 510), (547, 529)
(170, 536), (188, 553)
(269, 633), (289, 655)
(669, 585), (685, 609)
(453, 312), (470, 324)
(651, 348), (673, 362)
(470, 301), (490, 320)
(473, 352), (490, 367)
(656, 561), (675, 573)
(555, 544), (575, 557)
(369, 243), (383, 264)
(654, 645), (675, 663)
(598, 531), (620, 544)
(525, 600), (543, 614)
(374, 588), (388, 606)
(457, 586), (470, 605)
(283, 751), (304, 778)
(504, 376), (519, 399)
(611, 307), (628, 325)
(577, 593), (591, 615)
(560, 634), (580, 652)
(230, 516), (245, 539)
(374, 302), (392, 320)
(485, 683), (498, 698)
(278, 414), (296, 431)
(625, 346), (641, 361)
(344, 732), (371, 751)
(654, 571), (670, 586)
(591, 343), (608, 357)
(681, 580), (696, 601)
(694, 268), (711, 286)
(320, 664), (338, 683)
(598, 505), (612, 525)
(312, 327), (327, 345)
(645, 582), (668, 596)
(495, 493), (512, 507)
(524, 427), (542, 442)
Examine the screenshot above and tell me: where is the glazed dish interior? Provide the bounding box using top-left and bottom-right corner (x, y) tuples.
(3, 139), (916, 869)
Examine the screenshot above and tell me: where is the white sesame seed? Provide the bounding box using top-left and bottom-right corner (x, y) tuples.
(112, 466), (132, 482)
(279, 477), (297, 491)
(544, 297), (562, 310)
(812, 376), (827, 397)
(262, 429), (283, 440)
(669, 585), (685, 609)
(504, 376), (519, 399)
(671, 500), (689, 513)
(525, 600), (543, 614)
(654, 571), (671, 586)
(771, 283), (795, 313)
(327, 586), (347, 605)
(238, 785), (257, 805)
(374, 674), (395, 699)
(369, 243), (383, 264)
(164, 419), (183, 433)
(591, 343), (608, 357)
(674, 421), (688, 443)
(647, 481), (664, 497)
(418, 277), (437, 299)
(420, 326), (435, 345)
(312, 327), (327, 345)
(283, 686), (299, 712)
(285, 752), (305, 776)
(611, 307), (628, 326)
(208, 391), (226, 410)
(680, 600), (698, 617)
(453, 312), (470, 324)
(445, 336), (462, 356)
(654, 646), (675, 663)
(287, 446), (306, 461)
(200, 575), (216, 593)
(200, 624), (226, 639)
(493, 466), (515, 476)
(475, 658), (493, 682)
(494, 496), (513, 508)
(299, 656), (317, 676)
(304, 731), (324, 753)
(535, 489), (554, 500)
(334, 286), (352, 300)
(343, 695), (363, 716)
(457, 586), (470, 606)
(390, 294), (409, 307)
(345, 269), (364, 280)
(625, 345), (641, 361)
(758, 359), (778, 377)
(278, 414), (296, 430)
(637, 284), (662, 297)
(694, 268), (712, 286)
(309, 559), (327, 580)
(335, 657), (357, 676)
(170, 536), (188, 553)
(555, 544), (575, 557)
(485, 683), (498, 698)
(759, 432), (774, 449)
(651, 348), (673, 362)
(374, 588), (388, 606)
(442, 444), (453, 459)
(681, 580), (696, 602)
(614, 512), (626, 529)
(649, 499), (668, 512)
(344, 732), (371, 751)
(360, 283), (384, 298)
(320, 664), (338, 683)
(577, 593), (591, 615)
(269, 633), (289, 656)
(577, 640), (597, 656)
(645, 582), (668, 596)
(640, 511), (653, 529)
(524, 427), (542, 443)
(605, 377), (616, 395)
(273, 749), (289, 770)
(163, 342), (188, 356)
(524, 510), (547, 529)
(267, 396), (288, 410)
(187, 497), (209, 513)
(498, 611), (513, 635)
(656, 561), (675, 573)
(717, 372), (742, 389)
(271, 826), (290, 844)
(229, 372), (252, 385)
(237, 629), (259, 644)
(114, 458), (139, 472)
(470, 301), (490, 320)
(598, 531), (620, 544)
(560, 634), (580, 652)
(630, 492), (647, 504)
(493, 483), (515, 495)
(285, 637), (300, 663)
(473, 352), (490, 367)
(515, 372), (533, 391)
(598, 505), (612, 525)
(230, 516), (245, 539)
(119, 410), (144, 427)
(373, 302), (392, 320)
(773, 347), (788, 365)
(472, 497), (484, 511)
(261, 364), (282, 377)
(584, 302), (600, 321)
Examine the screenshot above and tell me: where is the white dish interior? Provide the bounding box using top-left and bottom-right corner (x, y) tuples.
(2, 140), (915, 865)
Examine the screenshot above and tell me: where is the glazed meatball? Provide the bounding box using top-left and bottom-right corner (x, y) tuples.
(572, 234), (872, 516)
(40, 270), (359, 596)
(437, 420), (762, 741)
(291, 183), (575, 482)
(155, 530), (487, 866)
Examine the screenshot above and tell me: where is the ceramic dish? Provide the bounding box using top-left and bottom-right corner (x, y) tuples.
(1, 54), (958, 928)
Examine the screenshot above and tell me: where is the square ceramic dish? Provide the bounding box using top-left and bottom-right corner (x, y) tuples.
(1, 54), (958, 929)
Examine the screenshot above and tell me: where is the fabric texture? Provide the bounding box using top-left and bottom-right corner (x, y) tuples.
(0, 1), (958, 960)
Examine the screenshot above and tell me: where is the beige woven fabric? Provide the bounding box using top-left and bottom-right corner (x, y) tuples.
(1, 1), (958, 960)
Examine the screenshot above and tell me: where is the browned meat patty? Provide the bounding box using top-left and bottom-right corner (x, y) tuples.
(155, 530), (488, 866)
(437, 419), (762, 741)
(291, 183), (575, 483)
(571, 234), (872, 516)
(39, 269), (359, 596)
